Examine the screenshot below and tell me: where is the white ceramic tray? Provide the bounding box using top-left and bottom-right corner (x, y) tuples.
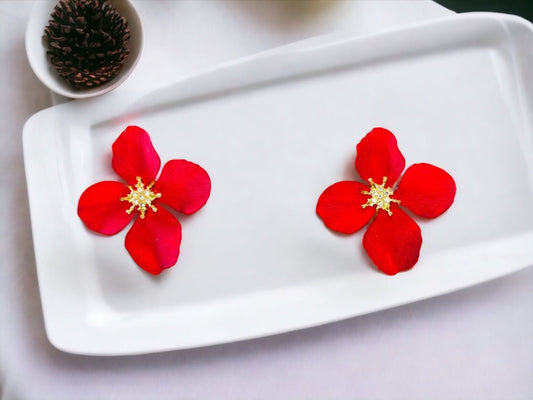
(23, 12), (533, 355)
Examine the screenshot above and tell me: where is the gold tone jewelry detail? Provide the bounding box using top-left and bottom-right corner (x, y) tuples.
(121, 176), (162, 219)
(361, 177), (400, 216)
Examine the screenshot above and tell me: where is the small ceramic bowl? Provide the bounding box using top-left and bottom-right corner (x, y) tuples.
(25, 0), (143, 99)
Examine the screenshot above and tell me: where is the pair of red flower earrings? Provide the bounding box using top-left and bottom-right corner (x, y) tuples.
(78, 126), (456, 276)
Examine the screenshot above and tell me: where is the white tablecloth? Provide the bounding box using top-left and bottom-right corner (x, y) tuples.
(1, 1), (532, 399)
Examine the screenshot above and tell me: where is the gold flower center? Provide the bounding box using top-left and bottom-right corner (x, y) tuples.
(120, 176), (162, 219)
(361, 177), (400, 216)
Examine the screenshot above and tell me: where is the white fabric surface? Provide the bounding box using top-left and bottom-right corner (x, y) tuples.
(1, 1), (532, 399)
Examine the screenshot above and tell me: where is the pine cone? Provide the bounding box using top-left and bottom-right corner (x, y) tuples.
(44, 0), (130, 90)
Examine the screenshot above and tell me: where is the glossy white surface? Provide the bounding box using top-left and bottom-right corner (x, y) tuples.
(23, 13), (533, 355)
(3, 1), (532, 399)
(25, 0), (143, 99)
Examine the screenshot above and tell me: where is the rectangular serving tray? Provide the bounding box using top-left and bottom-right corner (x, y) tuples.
(23, 12), (533, 355)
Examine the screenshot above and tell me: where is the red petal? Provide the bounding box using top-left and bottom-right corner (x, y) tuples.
(124, 207), (182, 275)
(362, 205), (422, 275)
(156, 160), (211, 214)
(112, 126), (161, 185)
(395, 163), (456, 218)
(355, 127), (406, 184)
(77, 181), (134, 235)
(316, 181), (375, 234)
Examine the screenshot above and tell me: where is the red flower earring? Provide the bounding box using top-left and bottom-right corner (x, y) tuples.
(316, 127), (456, 275)
(77, 126), (211, 275)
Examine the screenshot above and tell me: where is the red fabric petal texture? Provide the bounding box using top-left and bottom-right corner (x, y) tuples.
(125, 207), (182, 275)
(355, 127), (406, 184)
(316, 181), (375, 234)
(156, 160), (211, 214)
(112, 126), (161, 185)
(395, 163), (456, 218)
(77, 181), (134, 235)
(363, 205), (422, 275)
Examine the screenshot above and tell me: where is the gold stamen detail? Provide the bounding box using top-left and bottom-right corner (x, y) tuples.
(361, 176), (400, 216)
(120, 176), (162, 219)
